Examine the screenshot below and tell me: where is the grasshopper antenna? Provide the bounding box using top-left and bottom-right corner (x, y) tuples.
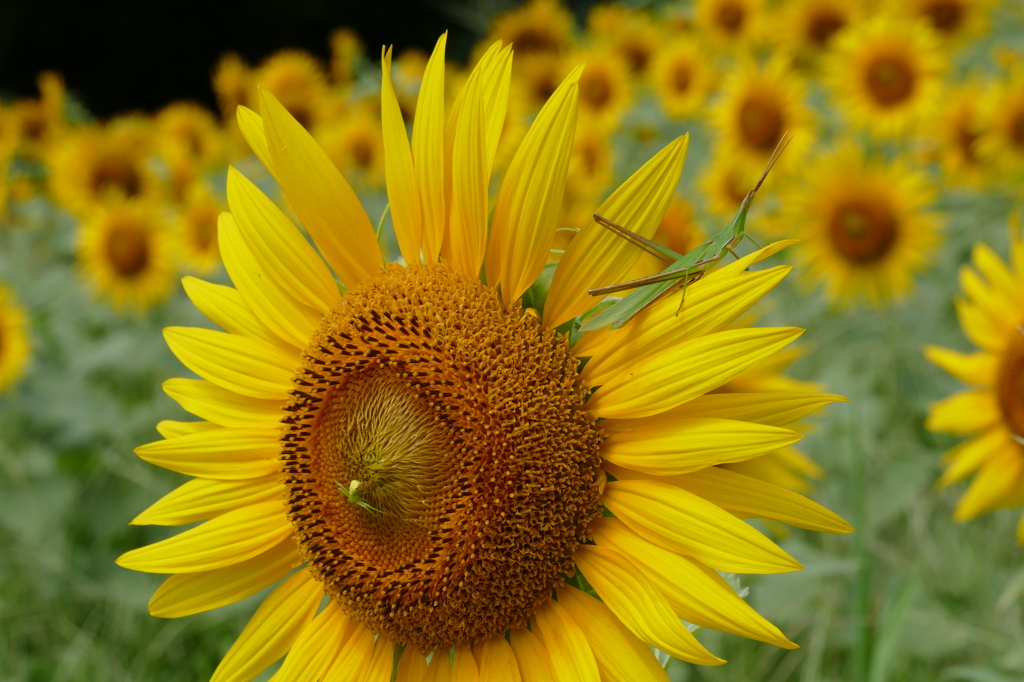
(737, 132), (792, 215)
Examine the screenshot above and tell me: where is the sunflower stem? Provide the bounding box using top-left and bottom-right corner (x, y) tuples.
(851, 416), (873, 682)
(377, 203), (390, 243)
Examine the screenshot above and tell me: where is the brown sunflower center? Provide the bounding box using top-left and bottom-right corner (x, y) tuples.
(620, 41), (651, 74)
(510, 28), (560, 55)
(281, 263), (603, 652)
(922, 0), (965, 33)
(580, 71), (613, 110)
(91, 156), (142, 199)
(671, 61), (693, 93)
(807, 10), (846, 46)
(351, 136), (374, 169)
(828, 199), (898, 263)
(1010, 112), (1024, 149)
(957, 116), (980, 164)
(190, 208), (219, 251)
(998, 329), (1024, 439)
(105, 223), (150, 276)
(715, 1), (746, 34)
(865, 55), (916, 106)
(739, 95), (785, 152)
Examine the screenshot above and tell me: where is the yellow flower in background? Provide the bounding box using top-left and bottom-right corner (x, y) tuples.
(925, 219), (1024, 545)
(789, 143), (942, 306)
(926, 79), (994, 189)
(77, 200), (174, 311)
(978, 65), (1024, 175)
(700, 150), (771, 222)
(118, 35), (850, 681)
(696, 0), (764, 50)
(174, 184), (223, 274)
(772, 0), (859, 62)
(517, 55), (567, 112)
(0, 284), (31, 394)
(329, 28), (364, 86)
(573, 47), (632, 131)
(490, 0), (573, 63)
(650, 38), (717, 119)
(901, 0), (997, 45)
(213, 53), (253, 121)
(12, 71), (65, 159)
(48, 121), (160, 217)
(711, 55), (815, 167)
(587, 4), (663, 77)
(155, 102), (225, 169)
(255, 50), (329, 130)
(825, 14), (946, 138)
(315, 102), (385, 188)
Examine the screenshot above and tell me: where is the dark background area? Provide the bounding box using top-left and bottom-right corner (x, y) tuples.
(0, 0), (496, 118)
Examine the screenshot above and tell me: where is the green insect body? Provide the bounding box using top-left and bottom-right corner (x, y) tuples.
(579, 134), (791, 333)
(335, 479), (384, 516)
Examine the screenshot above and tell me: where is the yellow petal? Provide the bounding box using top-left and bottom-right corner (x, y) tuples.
(131, 476), (282, 526)
(481, 47), (513, 170)
(164, 326), (295, 401)
(424, 649), (452, 682)
(219, 212), (323, 349)
(163, 378), (283, 428)
(580, 266), (791, 386)
(413, 34), (448, 264)
(226, 167), (342, 313)
(509, 628), (554, 682)
(452, 646), (480, 682)
(487, 66), (580, 304)
(237, 105), (279, 183)
(589, 517), (793, 649)
(183, 278), (298, 353)
(324, 624), (379, 682)
(926, 389), (1000, 435)
(670, 467), (852, 533)
(600, 417), (802, 476)
(156, 420), (221, 439)
(588, 327), (804, 420)
(148, 537), (299, 618)
(939, 426), (1011, 488)
(544, 135), (689, 328)
(274, 601), (354, 682)
(954, 446), (1024, 522)
(556, 585), (671, 682)
(473, 634), (522, 682)
(381, 46), (424, 265)
(116, 500), (292, 573)
(574, 544), (724, 666)
(703, 240), (797, 282)
(134, 427), (281, 480)
(366, 635), (397, 682)
(260, 89), (383, 286)
(631, 392), (846, 429)
(602, 479), (802, 574)
(448, 59), (489, 279)
(396, 649), (430, 682)
(210, 568), (322, 682)
(530, 599), (599, 682)
(923, 345), (998, 387)
(955, 298), (1006, 353)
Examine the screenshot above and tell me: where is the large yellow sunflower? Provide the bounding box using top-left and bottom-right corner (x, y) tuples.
(925, 219), (1024, 544)
(710, 55), (814, 167)
(649, 38), (717, 120)
(0, 284), (31, 394)
(788, 143), (942, 306)
(77, 200), (174, 311)
(825, 14), (946, 138)
(119, 36), (851, 681)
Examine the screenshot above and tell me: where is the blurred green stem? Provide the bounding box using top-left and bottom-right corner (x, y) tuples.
(852, 421), (873, 682)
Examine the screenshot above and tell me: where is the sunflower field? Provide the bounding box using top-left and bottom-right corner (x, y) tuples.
(2, 0), (1024, 680)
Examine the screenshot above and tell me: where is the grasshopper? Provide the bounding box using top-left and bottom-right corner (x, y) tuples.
(579, 133), (792, 333)
(336, 479), (383, 516)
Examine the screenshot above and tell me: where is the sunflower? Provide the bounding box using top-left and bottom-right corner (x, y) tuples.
(255, 50), (329, 130)
(925, 220), (1024, 545)
(0, 284), (31, 394)
(213, 53), (252, 120)
(119, 36), (851, 681)
(48, 122), (159, 217)
(710, 55), (814, 167)
(517, 56), (568, 112)
(649, 38), (717, 119)
(696, 0), (764, 51)
(900, 0), (996, 45)
(825, 15), (946, 139)
(977, 66), (1024, 175)
(315, 103), (385, 188)
(77, 199), (174, 311)
(586, 4), (663, 77)
(772, 0), (859, 63)
(174, 184), (223, 274)
(925, 79), (994, 189)
(12, 71), (65, 159)
(572, 48), (632, 131)
(156, 102), (225, 169)
(788, 143), (942, 306)
(700, 151), (766, 221)
(330, 28), (364, 86)
(489, 0), (573, 63)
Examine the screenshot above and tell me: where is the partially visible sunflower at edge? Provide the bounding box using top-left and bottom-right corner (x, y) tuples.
(977, 63), (1024, 177)
(901, 0), (997, 46)
(586, 4), (663, 77)
(0, 284), (31, 394)
(771, 0), (859, 66)
(696, 0), (765, 52)
(788, 142), (942, 307)
(118, 35), (851, 681)
(925, 218), (1024, 545)
(924, 78), (994, 190)
(174, 184), (224, 274)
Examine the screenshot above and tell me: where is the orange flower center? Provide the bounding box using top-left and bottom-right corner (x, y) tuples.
(91, 155), (142, 199)
(738, 94), (785, 152)
(281, 263), (602, 651)
(806, 9), (846, 46)
(922, 0), (965, 33)
(865, 54), (916, 107)
(715, 0), (746, 34)
(828, 198), (898, 263)
(105, 223), (150, 277)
